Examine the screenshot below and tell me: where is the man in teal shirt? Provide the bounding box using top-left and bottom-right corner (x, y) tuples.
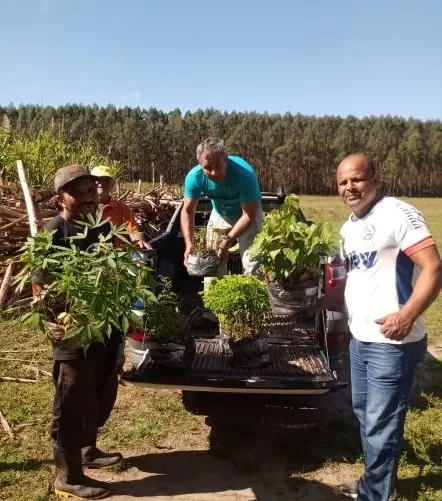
(181, 137), (262, 277)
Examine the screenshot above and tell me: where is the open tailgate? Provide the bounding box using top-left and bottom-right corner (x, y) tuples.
(123, 317), (346, 395)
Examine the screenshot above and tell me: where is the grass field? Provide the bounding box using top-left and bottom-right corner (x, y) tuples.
(0, 195), (441, 501)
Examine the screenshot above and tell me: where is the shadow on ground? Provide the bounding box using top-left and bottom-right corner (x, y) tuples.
(107, 449), (346, 500)
(412, 349), (442, 402)
(105, 380), (360, 500)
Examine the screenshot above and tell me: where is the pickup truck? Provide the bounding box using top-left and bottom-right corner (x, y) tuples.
(122, 193), (349, 410)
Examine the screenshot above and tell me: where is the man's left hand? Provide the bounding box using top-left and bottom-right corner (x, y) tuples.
(135, 240), (152, 250)
(218, 236), (232, 264)
(375, 311), (415, 341)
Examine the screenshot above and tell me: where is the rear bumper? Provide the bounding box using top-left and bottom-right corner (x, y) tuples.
(122, 365), (347, 395)
(125, 381), (343, 395)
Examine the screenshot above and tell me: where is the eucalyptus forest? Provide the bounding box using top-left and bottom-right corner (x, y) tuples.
(1, 104), (441, 196)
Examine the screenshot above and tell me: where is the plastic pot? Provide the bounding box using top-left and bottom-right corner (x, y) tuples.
(268, 277), (319, 316)
(219, 329), (270, 369)
(147, 338), (196, 369)
(186, 254), (221, 277)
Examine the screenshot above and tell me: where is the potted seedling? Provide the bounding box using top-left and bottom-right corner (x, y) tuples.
(15, 216), (156, 351)
(251, 194), (340, 316)
(202, 274), (271, 368)
(186, 227), (223, 277)
(144, 277), (195, 369)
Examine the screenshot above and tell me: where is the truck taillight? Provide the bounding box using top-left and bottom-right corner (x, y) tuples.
(326, 331), (347, 346)
(325, 261), (346, 290)
(128, 331), (146, 342)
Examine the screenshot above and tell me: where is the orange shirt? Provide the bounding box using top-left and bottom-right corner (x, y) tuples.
(100, 198), (140, 244)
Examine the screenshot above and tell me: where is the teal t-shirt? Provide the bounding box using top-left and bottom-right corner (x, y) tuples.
(184, 156), (261, 219)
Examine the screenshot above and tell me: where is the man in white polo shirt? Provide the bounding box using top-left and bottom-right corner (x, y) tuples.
(320, 154), (442, 501)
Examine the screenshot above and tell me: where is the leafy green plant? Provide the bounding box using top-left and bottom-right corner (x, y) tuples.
(144, 277), (187, 343)
(251, 194), (340, 286)
(202, 274), (270, 341)
(192, 227), (225, 256)
(404, 394), (442, 464)
(15, 215), (156, 350)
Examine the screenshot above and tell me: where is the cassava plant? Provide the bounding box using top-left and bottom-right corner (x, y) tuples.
(15, 215), (156, 351)
(251, 195), (340, 288)
(202, 274), (270, 342)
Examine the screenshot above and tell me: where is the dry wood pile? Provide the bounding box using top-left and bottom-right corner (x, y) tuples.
(0, 183), (182, 309)
(0, 183), (58, 264)
(118, 187), (181, 240)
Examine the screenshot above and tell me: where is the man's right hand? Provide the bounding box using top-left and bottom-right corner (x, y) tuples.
(184, 244), (194, 268)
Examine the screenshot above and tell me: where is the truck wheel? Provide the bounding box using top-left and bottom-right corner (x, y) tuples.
(182, 391), (211, 415)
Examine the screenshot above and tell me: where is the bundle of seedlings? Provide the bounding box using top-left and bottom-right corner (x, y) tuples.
(143, 277), (195, 369)
(15, 216), (156, 351)
(186, 227), (223, 277)
(202, 274), (271, 368)
(251, 194), (340, 316)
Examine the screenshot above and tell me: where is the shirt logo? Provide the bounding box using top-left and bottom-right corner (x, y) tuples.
(397, 204), (425, 230)
(363, 224), (376, 240)
(345, 251), (377, 271)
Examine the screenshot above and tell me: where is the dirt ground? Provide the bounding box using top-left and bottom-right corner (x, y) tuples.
(92, 368), (360, 500)
(87, 345), (441, 501)
(93, 450), (359, 501)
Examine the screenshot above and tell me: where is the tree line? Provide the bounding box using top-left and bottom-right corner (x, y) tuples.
(1, 104), (441, 196)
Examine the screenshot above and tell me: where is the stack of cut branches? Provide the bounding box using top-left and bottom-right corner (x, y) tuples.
(0, 182), (57, 264)
(118, 186), (181, 240)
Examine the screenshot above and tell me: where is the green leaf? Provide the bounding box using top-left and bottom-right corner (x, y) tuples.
(121, 316), (129, 334)
(107, 257), (116, 269)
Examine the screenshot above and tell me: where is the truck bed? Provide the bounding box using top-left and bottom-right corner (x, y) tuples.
(122, 194), (348, 394)
(125, 315), (342, 394)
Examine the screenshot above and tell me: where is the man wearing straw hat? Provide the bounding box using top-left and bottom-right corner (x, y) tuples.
(90, 165), (151, 249)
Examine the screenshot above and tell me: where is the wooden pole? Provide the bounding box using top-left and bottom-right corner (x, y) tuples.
(0, 376), (36, 383)
(137, 179), (142, 193)
(159, 175), (164, 189)
(0, 263), (13, 311)
(151, 163), (155, 190)
(16, 160), (38, 236)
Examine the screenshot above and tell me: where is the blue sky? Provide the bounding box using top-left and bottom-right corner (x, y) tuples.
(1, 0), (441, 119)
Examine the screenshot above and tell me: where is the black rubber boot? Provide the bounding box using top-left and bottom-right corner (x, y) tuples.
(53, 444), (111, 499)
(81, 445), (123, 469)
